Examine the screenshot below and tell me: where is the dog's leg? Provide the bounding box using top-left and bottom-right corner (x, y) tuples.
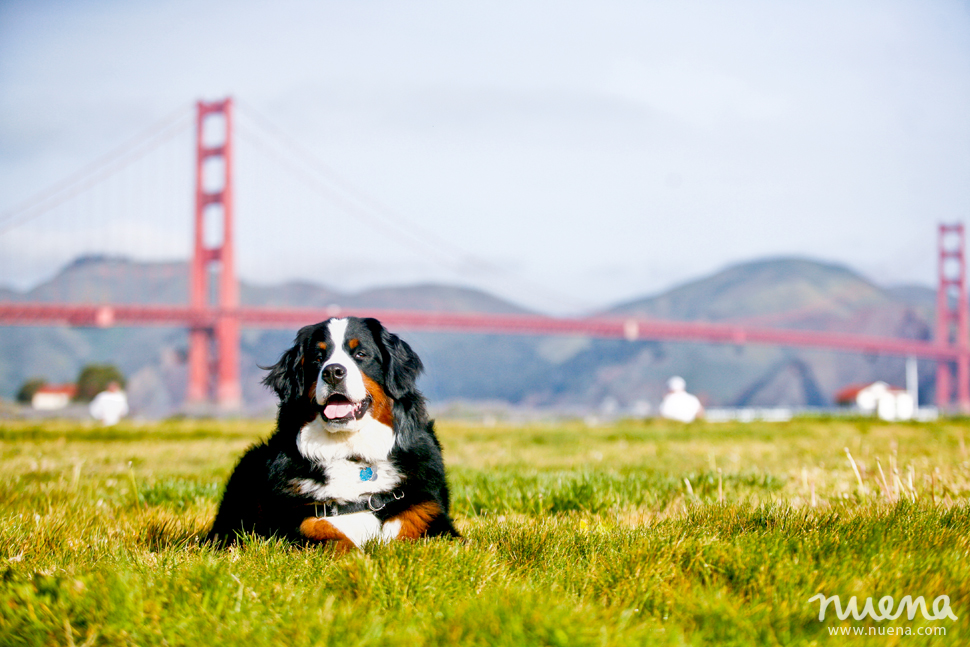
(381, 501), (441, 541)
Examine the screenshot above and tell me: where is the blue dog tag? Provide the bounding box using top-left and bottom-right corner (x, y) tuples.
(359, 467), (376, 482)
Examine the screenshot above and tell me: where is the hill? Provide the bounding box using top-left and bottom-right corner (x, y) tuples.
(610, 258), (892, 328)
(0, 256), (939, 415)
(528, 258), (933, 410)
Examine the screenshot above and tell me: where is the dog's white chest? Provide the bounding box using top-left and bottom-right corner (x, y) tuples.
(295, 415), (401, 503)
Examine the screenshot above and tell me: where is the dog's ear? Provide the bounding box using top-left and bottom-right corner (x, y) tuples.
(366, 318), (423, 399)
(261, 325), (313, 403)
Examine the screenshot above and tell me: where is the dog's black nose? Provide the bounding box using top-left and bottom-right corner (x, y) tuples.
(322, 364), (346, 387)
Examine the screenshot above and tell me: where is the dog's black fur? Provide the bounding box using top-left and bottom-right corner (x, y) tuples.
(207, 317), (459, 546)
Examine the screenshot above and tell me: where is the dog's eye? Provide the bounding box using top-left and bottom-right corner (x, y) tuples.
(354, 350), (367, 360)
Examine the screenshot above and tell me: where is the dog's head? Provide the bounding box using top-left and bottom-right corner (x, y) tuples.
(263, 317), (422, 432)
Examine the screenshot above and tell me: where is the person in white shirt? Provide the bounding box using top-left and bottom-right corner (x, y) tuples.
(659, 376), (703, 423)
(89, 381), (129, 426)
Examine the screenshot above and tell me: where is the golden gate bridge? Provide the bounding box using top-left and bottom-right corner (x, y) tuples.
(0, 98), (966, 411)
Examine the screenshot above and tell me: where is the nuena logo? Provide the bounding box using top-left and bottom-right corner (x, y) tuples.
(808, 594), (958, 622)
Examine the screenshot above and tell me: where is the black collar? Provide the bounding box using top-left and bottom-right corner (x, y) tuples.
(306, 489), (404, 518)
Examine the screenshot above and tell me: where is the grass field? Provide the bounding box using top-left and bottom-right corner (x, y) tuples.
(1, 415), (968, 646)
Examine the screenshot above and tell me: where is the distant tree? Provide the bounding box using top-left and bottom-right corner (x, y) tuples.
(75, 364), (126, 402)
(15, 377), (47, 404)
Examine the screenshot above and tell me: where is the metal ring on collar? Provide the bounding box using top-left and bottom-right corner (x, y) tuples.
(367, 494), (386, 511)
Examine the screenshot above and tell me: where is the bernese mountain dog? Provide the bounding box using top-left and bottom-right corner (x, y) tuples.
(207, 316), (459, 550)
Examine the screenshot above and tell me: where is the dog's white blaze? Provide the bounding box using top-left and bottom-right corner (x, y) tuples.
(326, 511), (384, 548)
(316, 318), (367, 405)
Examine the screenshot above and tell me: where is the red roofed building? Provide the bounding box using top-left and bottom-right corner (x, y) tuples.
(31, 384), (77, 410)
(835, 381), (914, 421)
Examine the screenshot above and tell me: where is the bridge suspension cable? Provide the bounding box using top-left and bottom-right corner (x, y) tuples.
(236, 100), (482, 273)
(235, 121), (473, 274)
(0, 106), (193, 236)
(234, 100), (589, 313)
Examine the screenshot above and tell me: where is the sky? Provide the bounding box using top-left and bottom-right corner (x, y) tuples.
(1, 0), (968, 314)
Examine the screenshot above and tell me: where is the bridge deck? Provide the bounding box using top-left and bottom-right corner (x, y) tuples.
(0, 302), (956, 361)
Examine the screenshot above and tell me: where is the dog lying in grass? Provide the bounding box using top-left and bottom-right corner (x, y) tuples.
(208, 317), (459, 550)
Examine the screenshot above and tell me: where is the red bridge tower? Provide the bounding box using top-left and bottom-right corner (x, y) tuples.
(936, 223), (970, 412)
(186, 99), (241, 409)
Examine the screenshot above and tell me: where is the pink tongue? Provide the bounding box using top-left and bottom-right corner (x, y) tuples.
(324, 402), (355, 419)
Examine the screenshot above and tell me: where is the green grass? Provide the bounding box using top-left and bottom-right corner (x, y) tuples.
(1, 416), (968, 645)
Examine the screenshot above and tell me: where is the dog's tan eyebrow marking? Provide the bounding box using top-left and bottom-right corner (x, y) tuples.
(348, 338), (359, 350)
(317, 342), (327, 351)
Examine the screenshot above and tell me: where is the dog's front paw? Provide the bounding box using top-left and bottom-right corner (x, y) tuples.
(301, 511), (385, 551)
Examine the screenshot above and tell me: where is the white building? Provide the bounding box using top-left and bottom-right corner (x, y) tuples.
(837, 381), (914, 421)
(31, 384), (77, 410)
